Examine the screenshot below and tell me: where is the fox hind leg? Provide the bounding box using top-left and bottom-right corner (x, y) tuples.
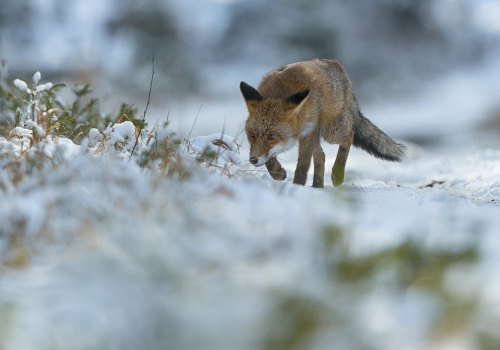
(331, 130), (353, 187)
(266, 157), (287, 181)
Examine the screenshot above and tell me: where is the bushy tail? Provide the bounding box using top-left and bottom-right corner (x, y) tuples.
(352, 109), (406, 162)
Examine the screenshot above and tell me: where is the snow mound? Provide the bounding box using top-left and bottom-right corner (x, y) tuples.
(0, 151), (499, 350)
(104, 121), (136, 144)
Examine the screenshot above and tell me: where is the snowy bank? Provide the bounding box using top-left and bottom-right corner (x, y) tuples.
(0, 144), (499, 349)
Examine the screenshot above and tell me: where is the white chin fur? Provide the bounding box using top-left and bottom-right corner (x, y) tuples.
(270, 139), (297, 156)
(251, 140), (297, 167)
(254, 157), (267, 167)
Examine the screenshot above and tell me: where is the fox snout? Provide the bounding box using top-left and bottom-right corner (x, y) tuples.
(248, 140), (294, 167)
(247, 134), (274, 167)
(247, 133), (297, 167)
(248, 152), (268, 167)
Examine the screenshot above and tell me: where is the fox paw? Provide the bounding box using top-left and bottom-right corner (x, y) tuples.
(269, 167), (287, 181)
(331, 172), (344, 187)
(312, 177), (324, 188)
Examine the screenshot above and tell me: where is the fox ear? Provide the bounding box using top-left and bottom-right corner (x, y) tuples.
(240, 82), (263, 102)
(285, 89), (310, 105)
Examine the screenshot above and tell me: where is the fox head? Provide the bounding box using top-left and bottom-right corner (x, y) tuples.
(240, 81), (310, 167)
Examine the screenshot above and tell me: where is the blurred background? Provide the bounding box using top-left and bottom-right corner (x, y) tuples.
(2, 0), (500, 148)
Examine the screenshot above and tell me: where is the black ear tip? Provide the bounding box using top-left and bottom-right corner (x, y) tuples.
(286, 89), (310, 105)
(240, 82), (263, 101)
(300, 89), (310, 97)
(239, 81), (249, 92)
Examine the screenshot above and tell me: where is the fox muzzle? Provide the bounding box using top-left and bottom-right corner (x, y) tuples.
(248, 156), (267, 167)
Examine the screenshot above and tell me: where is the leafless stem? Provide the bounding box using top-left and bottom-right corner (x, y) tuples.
(186, 104), (202, 141)
(142, 53), (155, 125)
(130, 52), (155, 158)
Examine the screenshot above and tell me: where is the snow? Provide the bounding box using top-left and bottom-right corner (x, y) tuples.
(344, 148), (500, 205)
(34, 82), (53, 93)
(2, 65), (500, 349)
(0, 140), (498, 349)
(13, 79), (28, 92)
(189, 133), (241, 165)
(3, 1), (500, 347)
(0, 118), (499, 349)
(473, 1), (500, 34)
(38, 137), (81, 160)
(88, 128), (103, 146)
(32, 71), (41, 85)
(104, 121), (136, 144)
(11, 126), (33, 139)
(25, 119), (45, 138)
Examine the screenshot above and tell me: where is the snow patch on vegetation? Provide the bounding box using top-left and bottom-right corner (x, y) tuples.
(189, 132), (241, 166)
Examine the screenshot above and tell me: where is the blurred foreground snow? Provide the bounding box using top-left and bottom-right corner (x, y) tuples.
(0, 127), (500, 349)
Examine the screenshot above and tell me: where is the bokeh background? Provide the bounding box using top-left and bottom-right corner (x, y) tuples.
(2, 0), (500, 148)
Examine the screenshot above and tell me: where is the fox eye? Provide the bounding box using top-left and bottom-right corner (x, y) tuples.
(267, 134), (277, 140)
(248, 131), (255, 139)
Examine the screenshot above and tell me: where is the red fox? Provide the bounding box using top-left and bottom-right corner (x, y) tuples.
(240, 59), (405, 187)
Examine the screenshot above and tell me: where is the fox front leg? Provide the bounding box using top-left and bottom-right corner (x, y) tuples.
(312, 144), (325, 188)
(265, 157), (287, 181)
(311, 128), (325, 188)
(293, 133), (315, 185)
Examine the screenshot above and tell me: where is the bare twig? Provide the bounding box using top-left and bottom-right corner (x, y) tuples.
(234, 119), (247, 144)
(142, 55), (154, 123)
(118, 103), (135, 123)
(72, 116), (85, 145)
(186, 104), (202, 142)
(148, 117), (160, 136)
(130, 52), (155, 158)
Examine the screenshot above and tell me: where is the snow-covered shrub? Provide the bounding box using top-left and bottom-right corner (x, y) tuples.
(0, 73), (94, 187)
(0, 72), (147, 141)
(188, 133), (241, 166)
(134, 123), (195, 179)
(186, 132), (243, 177)
(0, 71), (206, 188)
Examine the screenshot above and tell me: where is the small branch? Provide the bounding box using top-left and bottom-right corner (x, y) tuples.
(142, 53), (155, 125)
(130, 52), (155, 158)
(186, 104), (202, 142)
(118, 103), (135, 123)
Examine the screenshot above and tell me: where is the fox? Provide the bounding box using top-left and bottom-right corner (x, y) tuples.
(240, 58), (406, 188)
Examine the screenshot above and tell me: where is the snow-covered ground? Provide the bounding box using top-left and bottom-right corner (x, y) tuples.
(1, 131), (499, 349)
(1, 58), (500, 349)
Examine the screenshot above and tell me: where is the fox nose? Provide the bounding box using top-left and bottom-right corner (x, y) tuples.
(249, 157), (258, 165)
